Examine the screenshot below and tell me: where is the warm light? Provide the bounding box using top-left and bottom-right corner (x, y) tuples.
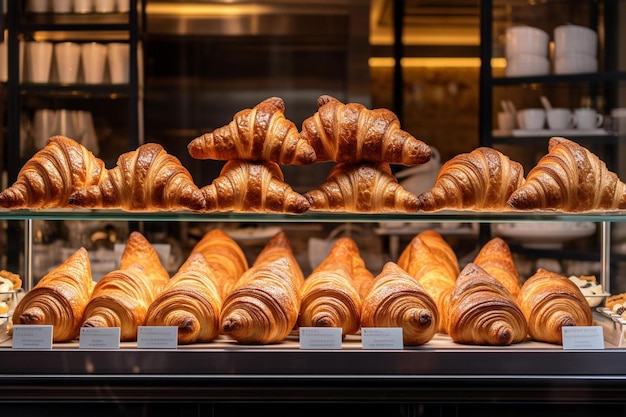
(146, 2), (276, 16)
(369, 57), (507, 68)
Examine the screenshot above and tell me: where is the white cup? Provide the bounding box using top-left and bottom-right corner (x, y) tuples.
(497, 112), (516, 132)
(26, 41), (54, 83)
(52, 0), (72, 13)
(73, 0), (93, 13)
(95, 0), (115, 13)
(116, 0), (130, 12)
(107, 42), (130, 84)
(546, 108), (573, 130)
(54, 109), (77, 139)
(573, 108), (604, 130)
(27, 0), (49, 13)
(81, 42), (107, 84)
(522, 108), (546, 130)
(54, 42), (81, 84)
(32, 109), (58, 150)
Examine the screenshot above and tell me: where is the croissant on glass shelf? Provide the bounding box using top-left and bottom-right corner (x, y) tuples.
(473, 237), (521, 297)
(12, 248), (95, 342)
(220, 231), (304, 344)
(119, 231), (170, 294)
(508, 137), (626, 211)
(0, 136), (106, 209)
(188, 97), (316, 165)
(518, 268), (593, 345)
(146, 253), (222, 344)
(301, 95), (431, 165)
(361, 262), (439, 346)
(202, 160), (310, 213)
(417, 147), (525, 211)
(448, 263), (528, 346)
(304, 162), (420, 212)
(68, 143), (205, 212)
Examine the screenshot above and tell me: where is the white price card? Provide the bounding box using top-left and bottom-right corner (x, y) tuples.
(137, 326), (178, 349)
(361, 327), (404, 350)
(79, 327), (120, 350)
(562, 326), (604, 350)
(12, 325), (53, 349)
(299, 327), (342, 350)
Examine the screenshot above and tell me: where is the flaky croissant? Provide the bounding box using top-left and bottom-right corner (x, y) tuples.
(201, 160), (310, 213)
(146, 253), (222, 344)
(518, 268), (593, 344)
(473, 237), (521, 298)
(448, 263), (528, 346)
(82, 263), (158, 341)
(0, 135), (106, 209)
(417, 147), (524, 211)
(188, 97), (316, 165)
(69, 143), (205, 211)
(304, 162), (419, 212)
(189, 229), (249, 298)
(301, 95), (431, 165)
(12, 247), (95, 342)
(221, 231), (303, 344)
(508, 137), (626, 211)
(361, 262), (439, 346)
(298, 237), (362, 336)
(119, 231), (170, 294)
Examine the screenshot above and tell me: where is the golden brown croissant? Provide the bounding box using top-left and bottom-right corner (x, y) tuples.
(507, 137), (626, 211)
(189, 229), (249, 298)
(0, 135), (106, 209)
(69, 143), (205, 211)
(11, 248), (95, 342)
(518, 268), (593, 344)
(301, 95), (431, 165)
(188, 97), (316, 165)
(298, 237), (362, 335)
(473, 237), (521, 298)
(221, 231), (303, 344)
(417, 147), (524, 211)
(201, 160), (310, 213)
(119, 231), (170, 294)
(448, 263), (528, 345)
(146, 253), (222, 344)
(361, 262), (439, 346)
(304, 162), (419, 212)
(82, 263), (158, 341)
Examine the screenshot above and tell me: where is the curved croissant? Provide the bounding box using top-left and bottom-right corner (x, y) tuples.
(12, 248), (95, 342)
(221, 231), (303, 344)
(301, 95), (431, 165)
(0, 136), (106, 209)
(189, 229), (249, 298)
(361, 262), (439, 346)
(298, 237), (362, 336)
(473, 237), (521, 298)
(188, 97), (316, 165)
(518, 268), (593, 344)
(119, 231), (170, 294)
(417, 147), (524, 211)
(448, 263), (528, 345)
(304, 162), (419, 212)
(82, 263), (158, 341)
(508, 137), (626, 211)
(146, 253), (222, 344)
(69, 143), (205, 211)
(202, 160), (310, 213)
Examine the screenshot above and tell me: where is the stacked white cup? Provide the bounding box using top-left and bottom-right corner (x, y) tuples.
(554, 24), (598, 74)
(505, 25), (550, 77)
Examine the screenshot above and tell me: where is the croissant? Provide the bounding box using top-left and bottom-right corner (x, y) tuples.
(146, 253), (222, 344)
(298, 237), (362, 335)
(201, 160), (310, 213)
(361, 262), (439, 346)
(221, 231), (303, 344)
(82, 263), (158, 341)
(448, 263), (528, 345)
(189, 229), (249, 298)
(417, 147), (524, 211)
(68, 143), (205, 211)
(304, 162), (419, 212)
(301, 95), (431, 165)
(507, 137), (626, 211)
(473, 237), (521, 298)
(11, 247), (95, 342)
(0, 135), (106, 209)
(119, 231), (170, 294)
(518, 268), (593, 344)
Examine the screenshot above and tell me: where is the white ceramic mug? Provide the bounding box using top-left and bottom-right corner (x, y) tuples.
(95, 0), (115, 13)
(32, 109), (58, 150)
(116, 0), (130, 12)
(27, 0), (48, 13)
(522, 108), (546, 130)
(546, 108), (573, 130)
(574, 108), (603, 130)
(497, 111), (516, 132)
(54, 42), (81, 84)
(26, 41), (54, 83)
(73, 0), (93, 13)
(52, 0), (72, 13)
(107, 42), (130, 84)
(81, 42), (107, 84)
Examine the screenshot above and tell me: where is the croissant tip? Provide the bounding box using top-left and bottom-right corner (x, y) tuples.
(222, 317), (241, 334)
